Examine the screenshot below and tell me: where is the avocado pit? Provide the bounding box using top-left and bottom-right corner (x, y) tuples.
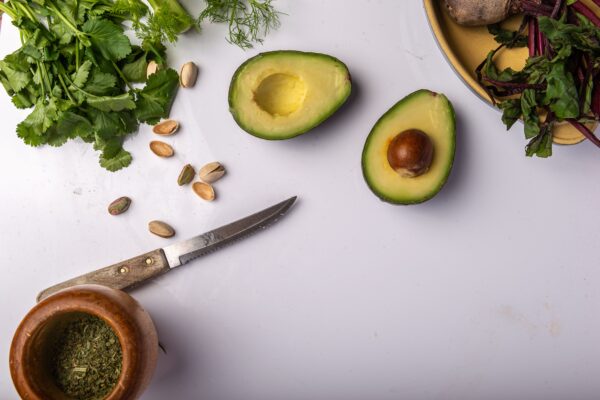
(254, 73), (307, 117)
(387, 129), (434, 178)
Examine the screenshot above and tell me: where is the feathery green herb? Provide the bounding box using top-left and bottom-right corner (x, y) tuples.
(200, 0), (281, 49)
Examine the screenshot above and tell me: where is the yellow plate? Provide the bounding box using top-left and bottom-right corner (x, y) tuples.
(423, 0), (598, 145)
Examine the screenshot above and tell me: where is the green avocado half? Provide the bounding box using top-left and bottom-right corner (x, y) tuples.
(362, 90), (456, 205)
(228, 51), (352, 140)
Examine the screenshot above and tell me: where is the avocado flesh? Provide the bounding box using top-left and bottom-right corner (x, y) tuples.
(229, 51), (352, 140)
(362, 90), (456, 205)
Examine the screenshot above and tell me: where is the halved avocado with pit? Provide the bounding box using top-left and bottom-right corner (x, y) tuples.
(228, 51), (352, 140)
(362, 90), (456, 205)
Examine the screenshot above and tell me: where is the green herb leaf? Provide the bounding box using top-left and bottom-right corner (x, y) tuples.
(100, 148), (132, 171)
(499, 100), (522, 130)
(121, 53), (148, 83)
(488, 24), (528, 48)
(57, 111), (94, 139)
(200, 0), (281, 49)
(526, 125), (554, 158)
(84, 70), (118, 95)
(82, 19), (132, 61)
(134, 68), (179, 124)
(521, 89), (541, 140)
(16, 100), (59, 144)
(0, 60), (31, 93)
(70, 60), (93, 88)
(544, 62), (579, 120)
(87, 92), (136, 112)
(88, 109), (138, 137)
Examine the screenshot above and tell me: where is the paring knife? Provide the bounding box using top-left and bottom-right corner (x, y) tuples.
(37, 197), (297, 302)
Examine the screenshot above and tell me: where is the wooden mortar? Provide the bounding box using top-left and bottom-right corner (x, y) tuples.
(10, 284), (158, 400)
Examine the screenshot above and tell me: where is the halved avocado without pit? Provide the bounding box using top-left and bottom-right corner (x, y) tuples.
(229, 51), (352, 140)
(362, 90), (456, 205)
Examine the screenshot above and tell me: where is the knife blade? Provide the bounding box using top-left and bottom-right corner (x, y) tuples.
(36, 196), (297, 302)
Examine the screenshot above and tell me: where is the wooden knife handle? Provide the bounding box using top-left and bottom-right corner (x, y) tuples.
(36, 249), (170, 302)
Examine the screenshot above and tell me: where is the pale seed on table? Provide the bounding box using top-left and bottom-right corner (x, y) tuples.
(149, 141), (175, 157)
(153, 119), (179, 136)
(180, 62), (198, 88)
(148, 220), (175, 238)
(198, 162), (226, 183)
(193, 182), (216, 201)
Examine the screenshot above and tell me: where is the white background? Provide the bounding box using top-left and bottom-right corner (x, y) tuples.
(2, 1), (600, 399)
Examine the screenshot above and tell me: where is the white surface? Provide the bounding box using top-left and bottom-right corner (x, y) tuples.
(1, 1), (600, 399)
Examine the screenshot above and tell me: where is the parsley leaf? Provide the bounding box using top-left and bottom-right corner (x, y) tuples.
(70, 60), (93, 88)
(134, 68), (179, 124)
(84, 70), (118, 95)
(0, 59), (31, 93)
(121, 51), (148, 83)
(87, 92), (136, 112)
(17, 100), (59, 146)
(100, 148), (133, 171)
(82, 19), (132, 62)
(56, 111), (94, 140)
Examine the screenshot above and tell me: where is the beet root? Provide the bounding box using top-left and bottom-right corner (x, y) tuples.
(444, 0), (524, 26)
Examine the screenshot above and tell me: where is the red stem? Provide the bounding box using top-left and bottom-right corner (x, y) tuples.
(592, 78), (600, 117)
(551, 0), (563, 18)
(529, 18), (537, 57)
(536, 23), (544, 56)
(568, 120), (600, 148)
(522, 0), (554, 15)
(571, 1), (600, 27)
(482, 77), (546, 90)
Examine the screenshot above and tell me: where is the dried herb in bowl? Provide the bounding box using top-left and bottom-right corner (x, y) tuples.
(50, 314), (122, 400)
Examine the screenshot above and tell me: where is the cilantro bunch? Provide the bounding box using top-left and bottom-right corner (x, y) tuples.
(477, 0), (600, 158)
(0, 0), (180, 171)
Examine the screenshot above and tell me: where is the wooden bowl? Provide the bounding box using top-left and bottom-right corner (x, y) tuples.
(10, 285), (158, 400)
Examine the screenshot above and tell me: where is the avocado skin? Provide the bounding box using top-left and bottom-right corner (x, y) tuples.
(361, 90), (456, 205)
(228, 50), (352, 140)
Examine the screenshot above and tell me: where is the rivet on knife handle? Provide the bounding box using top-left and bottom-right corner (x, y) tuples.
(36, 249), (170, 302)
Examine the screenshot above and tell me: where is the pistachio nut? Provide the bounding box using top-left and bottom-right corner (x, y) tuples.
(153, 119), (179, 136)
(148, 220), (175, 238)
(192, 182), (216, 201)
(149, 141), (175, 158)
(199, 162), (226, 183)
(180, 62), (198, 88)
(178, 164), (195, 186)
(108, 196), (131, 216)
(147, 60), (159, 78)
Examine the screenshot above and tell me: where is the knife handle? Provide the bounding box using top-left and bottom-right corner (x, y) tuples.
(36, 249), (170, 302)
